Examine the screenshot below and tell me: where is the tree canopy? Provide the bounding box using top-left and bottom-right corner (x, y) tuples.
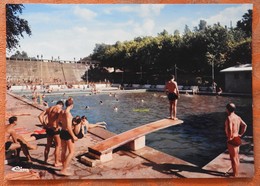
(10, 50), (29, 59)
(6, 4), (31, 51)
(89, 10), (252, 85)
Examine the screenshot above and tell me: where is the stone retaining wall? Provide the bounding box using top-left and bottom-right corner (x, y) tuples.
(7, 60), (86, 83)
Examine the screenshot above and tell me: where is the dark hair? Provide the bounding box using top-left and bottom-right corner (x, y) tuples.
(81, 115), (87, 120)
(226, 103), (236, 113)
(65, 97), (73, 107)
(169, 74), (175, 80)
(72, 117), (81, 125)
(56, 100), (64, 106)
(9, 116), (17, 124)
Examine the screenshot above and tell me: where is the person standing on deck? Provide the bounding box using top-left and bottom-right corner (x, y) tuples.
(57, 97), (78, 176)
(225, 103), (247, 177)
(164, 74), (179, 120)
(38, 100), (64, 167)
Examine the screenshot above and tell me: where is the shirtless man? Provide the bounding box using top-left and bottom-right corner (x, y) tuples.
(57, 97), (78, 176)
(38, 100), (64, 166)
(225, 103), (247, 177)
(5, 116), (37, 162)
(164, 74), (179, 120)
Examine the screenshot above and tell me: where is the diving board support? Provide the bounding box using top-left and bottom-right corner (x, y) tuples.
(127, 136), (146, 151)
(84, 119), (183, 165)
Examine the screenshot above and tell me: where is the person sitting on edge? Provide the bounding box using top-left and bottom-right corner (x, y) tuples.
(81, 115), (106, 132)
(225, 103), (247, 177)
(5, 116), (37, 162)
(72, 117), (83, 139)
(164, 74), (179, 120)
(73, 116), (107, 139)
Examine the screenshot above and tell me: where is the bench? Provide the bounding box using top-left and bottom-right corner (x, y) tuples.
(87, 119), (183, 163)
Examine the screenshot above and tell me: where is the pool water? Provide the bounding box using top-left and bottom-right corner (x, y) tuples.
(42, 91), (253, 167)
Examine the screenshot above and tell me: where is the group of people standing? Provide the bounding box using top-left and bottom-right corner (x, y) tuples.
(164, 74), (248, 177)
(38, 97), (106, 176)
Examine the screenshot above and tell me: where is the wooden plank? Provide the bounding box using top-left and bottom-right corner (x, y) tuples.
(89, 119), (183, 155)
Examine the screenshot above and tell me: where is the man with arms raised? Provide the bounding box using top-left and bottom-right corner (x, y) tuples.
(57, 97), (78, 176)
(38, 100), (64, 166)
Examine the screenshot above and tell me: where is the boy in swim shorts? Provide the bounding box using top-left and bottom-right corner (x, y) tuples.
(57, 98), (78, 176)
(165, 74), (179, 120)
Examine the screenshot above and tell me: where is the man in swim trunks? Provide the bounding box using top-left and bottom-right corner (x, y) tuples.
(165, 74), (179, 120)
(57, 97), (78, 176)
(38, 100), (64, 166)
(225, 103), (247, 177)
(5, 116), (37, 162)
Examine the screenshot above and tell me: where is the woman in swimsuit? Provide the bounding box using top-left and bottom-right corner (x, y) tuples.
(73, 116), (107, 140)
(72, 117), (84, 139)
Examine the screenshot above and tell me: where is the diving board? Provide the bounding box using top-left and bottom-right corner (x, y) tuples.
(87, 119), (183, 162)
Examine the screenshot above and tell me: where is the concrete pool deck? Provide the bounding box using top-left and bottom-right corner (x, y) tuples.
(9, 83), (252, 98)
(4, 92), (254, 180)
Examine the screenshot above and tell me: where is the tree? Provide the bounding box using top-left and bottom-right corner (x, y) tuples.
(10, 50), (29, 59)
(183, 25), (191, 35)
(174, 29), (180, 37)
(236, 9), (252, 38)
(6, 4), (31, 51)
(89, 11), (252, 84)
(198, 20), (207, 31)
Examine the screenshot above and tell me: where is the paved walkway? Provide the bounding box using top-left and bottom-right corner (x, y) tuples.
(4, 93), (254, 180)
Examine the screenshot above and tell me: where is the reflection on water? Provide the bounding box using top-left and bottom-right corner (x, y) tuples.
(43, 92), (252, 167)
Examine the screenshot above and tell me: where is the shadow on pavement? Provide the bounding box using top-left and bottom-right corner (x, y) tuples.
(142, 162), (228, 178)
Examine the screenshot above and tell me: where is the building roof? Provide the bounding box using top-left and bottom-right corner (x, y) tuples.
(220, 64), (252, 72)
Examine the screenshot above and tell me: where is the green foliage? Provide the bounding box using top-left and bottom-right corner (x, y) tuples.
(10, 50), (29, 59)
(6, 4), (31, 51)
(90, 10), (252, 84)
(236, 9), (252, 38)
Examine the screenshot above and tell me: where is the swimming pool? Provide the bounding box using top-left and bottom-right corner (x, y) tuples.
(41, 91), (253, 167)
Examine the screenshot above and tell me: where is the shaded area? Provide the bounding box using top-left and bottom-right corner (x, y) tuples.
(142, 162), (227, 178)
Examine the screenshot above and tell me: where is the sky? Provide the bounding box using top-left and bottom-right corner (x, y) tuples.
(7, 4), (252, 61)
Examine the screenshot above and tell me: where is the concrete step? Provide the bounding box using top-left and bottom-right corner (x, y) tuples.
(80, 153), (102, 167)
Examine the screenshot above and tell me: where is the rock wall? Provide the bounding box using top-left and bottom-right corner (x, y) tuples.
(6, 60), (86, 83)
